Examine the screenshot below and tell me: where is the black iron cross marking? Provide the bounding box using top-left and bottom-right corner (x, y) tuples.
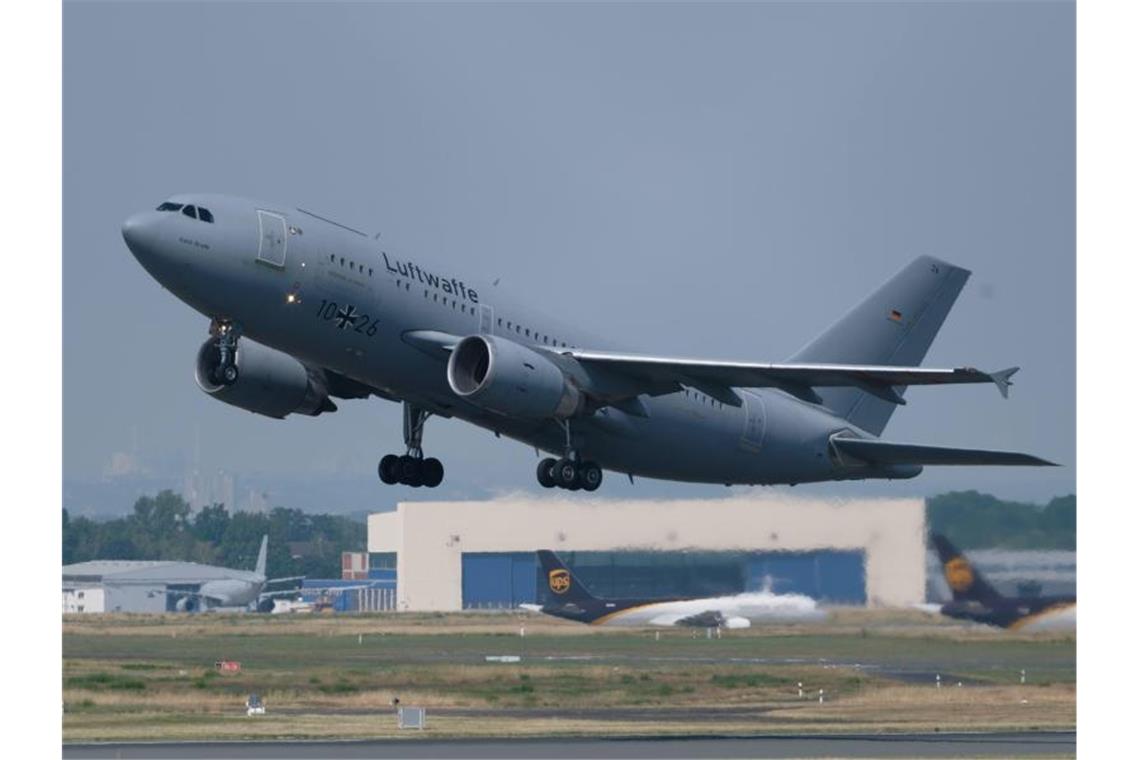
(334, 305), (359, 329)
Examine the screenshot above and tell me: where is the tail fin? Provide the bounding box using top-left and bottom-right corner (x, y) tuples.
(790, 256), (971, 435)
(930, 534), (1003, 604)
(536, 550), (597, 603)
(254, 535), (268, 577)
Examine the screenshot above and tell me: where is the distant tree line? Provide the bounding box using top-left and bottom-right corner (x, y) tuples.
(926, 490), (1075, 550)
(62, 490), (366, 579)
(61, 489), (1075, 574)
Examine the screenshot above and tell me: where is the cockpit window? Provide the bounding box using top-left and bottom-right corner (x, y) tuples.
(156, 202), (183, 212)
(181, 205), (198, 220)
(198, 207), (214, 223)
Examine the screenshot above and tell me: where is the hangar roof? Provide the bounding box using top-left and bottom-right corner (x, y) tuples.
(62, 560), (254, 584)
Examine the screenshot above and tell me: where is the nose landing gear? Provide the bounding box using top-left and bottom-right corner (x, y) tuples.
(209, 319), (241, 386)
(536, 420), (603, 492)
(378, 403), (444, 488)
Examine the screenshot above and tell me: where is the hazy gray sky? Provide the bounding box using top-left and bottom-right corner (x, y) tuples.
(64, 1), (1074, 509)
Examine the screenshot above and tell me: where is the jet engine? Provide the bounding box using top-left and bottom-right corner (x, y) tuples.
(175, 596), (199, 613)
(447, 335), (583, 419)
(195, 338), (337, 419)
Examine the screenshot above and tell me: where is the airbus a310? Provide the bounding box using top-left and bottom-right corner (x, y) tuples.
(122, 195), (1054, 491)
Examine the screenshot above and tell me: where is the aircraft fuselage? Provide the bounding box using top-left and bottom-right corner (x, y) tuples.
(123, 194), (927, 486)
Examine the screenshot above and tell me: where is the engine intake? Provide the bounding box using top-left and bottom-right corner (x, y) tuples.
(195, 338), (336, 419)
(447, 335), (583, 419)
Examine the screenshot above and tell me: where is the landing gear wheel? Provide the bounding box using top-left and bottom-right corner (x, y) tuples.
(579, 461), (603, 492)
(398, 455), (422, 487)
(554, 459), (579, 489)
(536, 458), (558, 489)
(421, 458), (444, 488)
(212, 364), (238, 386)
(378, 454), (401, 485)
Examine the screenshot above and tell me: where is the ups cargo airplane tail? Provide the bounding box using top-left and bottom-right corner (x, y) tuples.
(931, 534), (1075, 632)
(122, 195), (1055, 490)
(522, 550), (824, 627)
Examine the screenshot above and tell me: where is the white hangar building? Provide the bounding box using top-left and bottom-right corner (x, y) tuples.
(368, 495), (926, 612)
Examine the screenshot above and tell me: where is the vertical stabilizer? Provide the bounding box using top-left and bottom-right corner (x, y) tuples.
(254, 535), (268, 577)
(789, 256), (971, 435)
(930, 534), (1003, 604)
(536, 550), (597, 603)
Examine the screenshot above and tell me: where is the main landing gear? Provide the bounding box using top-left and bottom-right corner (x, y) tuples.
(209, 319), (241, 386)
(536, 420), (603, 492)
(378, 402), (444, 488)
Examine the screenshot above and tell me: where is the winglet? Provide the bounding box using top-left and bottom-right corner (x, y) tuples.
(989, 366), (1019, 399)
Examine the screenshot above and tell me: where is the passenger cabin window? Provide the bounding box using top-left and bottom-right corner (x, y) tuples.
(156, 202), (183, 212)
(181, 205), (198, 220)
(198, 207), (214, 223)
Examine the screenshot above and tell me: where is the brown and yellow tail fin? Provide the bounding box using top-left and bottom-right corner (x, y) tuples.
(930, 534), (1003, 604)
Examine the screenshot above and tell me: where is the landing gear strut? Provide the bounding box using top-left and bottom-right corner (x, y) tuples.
(536, 419), (603, 492)
(209, 319), (241, 386)
(378, 402), (444, 488)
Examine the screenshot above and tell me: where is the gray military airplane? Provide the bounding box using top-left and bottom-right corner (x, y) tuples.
(122, 194), (1054, 491)
(170, 535), (302, 612)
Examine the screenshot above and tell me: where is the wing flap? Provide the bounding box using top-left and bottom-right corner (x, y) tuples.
(831, 437), (1057, 467)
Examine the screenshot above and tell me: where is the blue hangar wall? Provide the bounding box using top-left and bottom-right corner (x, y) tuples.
(461, 550), (866, 610)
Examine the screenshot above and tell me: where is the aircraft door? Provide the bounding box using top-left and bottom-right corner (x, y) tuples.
(256, 210), (287, 268)
(741, 393), (766, 451)
(478, 304), (493, 335)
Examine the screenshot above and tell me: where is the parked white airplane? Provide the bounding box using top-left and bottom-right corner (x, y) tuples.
(521, 550), (825, 628)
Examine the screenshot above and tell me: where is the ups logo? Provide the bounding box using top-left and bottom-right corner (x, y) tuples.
(548, 569), (571, 594)
(944, 557), (975, 593)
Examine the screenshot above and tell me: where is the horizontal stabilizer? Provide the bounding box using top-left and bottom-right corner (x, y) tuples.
(831, 437), (1057, 467)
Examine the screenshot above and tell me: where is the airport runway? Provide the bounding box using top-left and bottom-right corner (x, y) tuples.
(64, 731), (1075, 758)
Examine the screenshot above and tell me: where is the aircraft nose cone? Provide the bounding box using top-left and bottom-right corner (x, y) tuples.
(121, 213), (155, 257)
(122, 212), (167, 272)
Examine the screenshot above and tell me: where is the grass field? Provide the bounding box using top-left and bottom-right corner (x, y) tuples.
(62, 610), (1075, 742)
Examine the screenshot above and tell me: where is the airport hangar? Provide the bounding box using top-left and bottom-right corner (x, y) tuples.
(367, 495), (927, 611)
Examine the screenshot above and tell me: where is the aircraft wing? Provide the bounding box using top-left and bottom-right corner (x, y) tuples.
(259, 588), (306, 599)
(830, 437), (1057, 467)
(264, 575), (306, 586)
(561, 349), (1018, 408)
(400, 328), (1017, 409)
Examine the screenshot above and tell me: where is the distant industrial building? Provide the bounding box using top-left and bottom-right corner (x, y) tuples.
(368, 496), (927, 611)
(293, 554), (398, 612)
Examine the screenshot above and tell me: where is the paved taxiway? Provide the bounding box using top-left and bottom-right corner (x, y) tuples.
(64, 731), (1075, 758)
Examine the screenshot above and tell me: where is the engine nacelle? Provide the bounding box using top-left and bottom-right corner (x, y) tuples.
(447, 335), (583, 419)
(195, 338), (336, 419)
(175, 596), (199, 613)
